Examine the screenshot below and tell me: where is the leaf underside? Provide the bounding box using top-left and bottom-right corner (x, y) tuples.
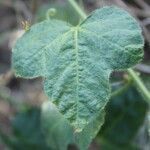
(12, 6), (144, 147)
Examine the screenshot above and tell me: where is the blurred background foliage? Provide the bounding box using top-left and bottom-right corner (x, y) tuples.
(0, 0), (150, 150)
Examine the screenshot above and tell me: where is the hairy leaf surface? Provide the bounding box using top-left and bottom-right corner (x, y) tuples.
(12, 6), (144, 131)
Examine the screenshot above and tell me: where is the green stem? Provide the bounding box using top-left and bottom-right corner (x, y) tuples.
(68, 0), (86, 20)
(46, 8), (57, 20)
(111, 80), (132, 98)
(68, 0), (150, 104)
(127, 69), (150, 103)
(79, 0), (85, 13)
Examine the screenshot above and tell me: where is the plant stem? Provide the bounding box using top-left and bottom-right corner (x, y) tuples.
(68, 0), (86, 20)
(111, 80), (132, 98)
(127, 69), (150, 103)
(67, 0), (150, 104)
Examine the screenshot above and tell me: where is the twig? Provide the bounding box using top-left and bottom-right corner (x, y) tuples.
(135, 64), (150, 74)
(31, 0), (39, 23)
(0, 71), (13, 86)
(142, 26), (150, 45)
(0, 86), (28, 112)
(130, 6), (150, 18)
(142, 18), (150, 26)
(14, 1), (32, 23)
(31, 0), (39, 15)
(133, 0), (150, 10)
(110, 0), (129, 10)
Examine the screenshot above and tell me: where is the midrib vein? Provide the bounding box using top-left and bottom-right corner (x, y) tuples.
(74, 27), (80, 128)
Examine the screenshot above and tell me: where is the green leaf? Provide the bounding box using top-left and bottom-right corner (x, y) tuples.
(41, 101), (105, 150)
(75, 109), (105, 149)
(11, 107), (50, 150)
(41, 102), (75, 150)
(12, 6), (144, 131)
(12, 20), (71, 78)
(148, 111), (150, 137)
(142, 75), (150, 138)
(99, 86), (148, 149)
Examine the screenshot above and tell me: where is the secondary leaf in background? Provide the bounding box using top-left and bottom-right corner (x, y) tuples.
(142, 75), (150, 142)
(41, 102), (75, 150)
(148, 111), (150, 137)
(99, 86), (148, 149)
(11, 107), (50, 150)
(42, 101), (105, 150)
(12, 6), (144, 135)
(2, 101), (104, 150)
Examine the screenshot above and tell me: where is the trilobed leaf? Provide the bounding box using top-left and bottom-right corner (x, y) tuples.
(12, 6), (144, 131)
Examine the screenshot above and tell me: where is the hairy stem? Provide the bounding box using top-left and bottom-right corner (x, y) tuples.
(68, 0), (86, 20)
(68, 0), (150, 104)
(111, 79), (132, 98)
(127, 69), (150, 103)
